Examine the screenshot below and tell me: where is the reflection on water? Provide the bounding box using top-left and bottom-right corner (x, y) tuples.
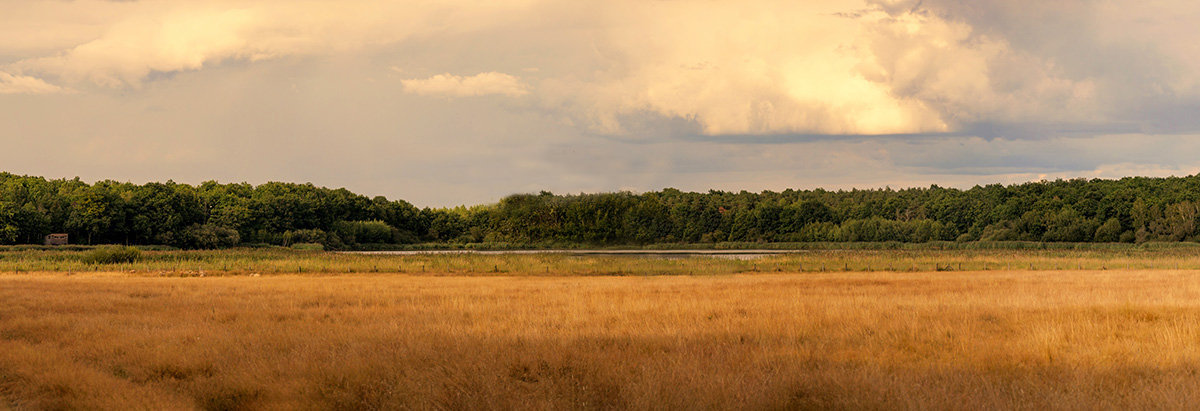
(563, 253), (776, 260)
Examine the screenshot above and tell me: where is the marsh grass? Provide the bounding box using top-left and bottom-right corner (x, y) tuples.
(80, 246), (142, 265)
(5, 270), (1200, 408)
(1, 245), (1200, 276)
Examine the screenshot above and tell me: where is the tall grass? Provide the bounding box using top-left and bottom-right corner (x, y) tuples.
(80, 246), (142, 265)
(5, 270), (1200, 408)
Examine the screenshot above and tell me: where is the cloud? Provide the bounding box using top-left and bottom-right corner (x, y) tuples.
(525, 0), (1200, 138)
(538, 1), (950, 136)
(13, 0), (1198, 138)
(5, 0), (539, 88)
(860, 0), (1200, 137)
(0, 0), (977, 136)
(0, 72), (64, 94)
(8, 0), (1200, 139)
(527, 0), (1101, 137)
(855, 8), (1099, 129)
(19, 6), (263, 88)
(401, 72), (529, 98)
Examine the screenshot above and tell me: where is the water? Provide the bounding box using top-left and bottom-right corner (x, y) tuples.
(346, 249), (804, 260)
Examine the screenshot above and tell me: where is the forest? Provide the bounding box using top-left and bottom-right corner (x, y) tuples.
(2, 172), (1200, 249)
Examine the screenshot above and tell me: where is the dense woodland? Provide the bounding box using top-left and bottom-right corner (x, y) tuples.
(3, 172), (1200, 248)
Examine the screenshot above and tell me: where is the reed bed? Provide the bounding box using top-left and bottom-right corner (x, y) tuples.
(2, 246), (1200, 276)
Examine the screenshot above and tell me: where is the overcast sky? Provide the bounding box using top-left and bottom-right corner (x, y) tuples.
(3, 0), (1200, 207)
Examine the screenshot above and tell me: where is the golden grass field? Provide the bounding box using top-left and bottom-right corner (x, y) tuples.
(5, 265), (1200, 409)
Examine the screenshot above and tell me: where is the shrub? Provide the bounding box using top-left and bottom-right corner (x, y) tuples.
(980, 223), (1018, 241)
(282, 229), (345, 250)
(177, 224), (241, 249)
(283, 229), (328, 245)
(331, 220), (401, 245)
(1119, 230), (1136, 243)
(291, 243), (325, 251)
(82, 246), (142, 264)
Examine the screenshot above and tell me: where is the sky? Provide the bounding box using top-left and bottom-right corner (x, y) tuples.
(3, 0), (1200, 207)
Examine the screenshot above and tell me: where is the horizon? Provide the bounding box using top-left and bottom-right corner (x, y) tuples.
(5, 1), (1200, 207)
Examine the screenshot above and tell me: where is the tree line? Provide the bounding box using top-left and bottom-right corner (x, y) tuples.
(3, 172), (1200, 248)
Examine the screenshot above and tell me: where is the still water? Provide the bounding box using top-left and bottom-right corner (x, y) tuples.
(347, 249), (804, 260)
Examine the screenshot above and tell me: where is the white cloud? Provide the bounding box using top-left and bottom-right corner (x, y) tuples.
(538, 1), (950, 136)
(0, 72), (64, 94)
(0, 0), (966, 135)
(863, 0), (1200, 133)
(401, 72), (529, 98)
(537, 0), (1117, 136)
(855, 8), (1100, 127)
(5, 0), (540, 88)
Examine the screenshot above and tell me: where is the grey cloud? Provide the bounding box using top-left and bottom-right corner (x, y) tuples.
(863, 0), (1200, 137)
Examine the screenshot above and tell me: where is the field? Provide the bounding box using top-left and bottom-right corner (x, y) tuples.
(5, 247), (1200, 409)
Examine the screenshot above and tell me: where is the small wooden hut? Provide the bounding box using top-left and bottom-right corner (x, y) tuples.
(44, 233), (69, 246)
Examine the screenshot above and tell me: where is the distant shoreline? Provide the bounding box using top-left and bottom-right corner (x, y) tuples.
(343, 249), (808, 256)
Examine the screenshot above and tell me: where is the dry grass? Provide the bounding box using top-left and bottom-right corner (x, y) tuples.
(4, 269), (1200, 409)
